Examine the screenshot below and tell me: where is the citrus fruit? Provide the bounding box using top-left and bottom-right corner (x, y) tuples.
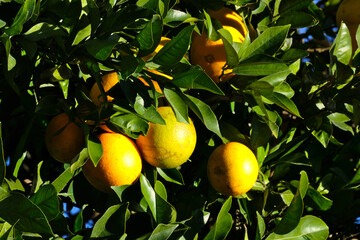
(207, 142), (259, 196)
(138, 69), (172, 95)
(141, 36), (171, 62)
(82, 132), (142, 193)
(190, 7), (248, 83)
(89, 72), (119, 106)
(45, 112), (85, 163)
(136, 106), (197, 169)
(336, 0), (360, 52)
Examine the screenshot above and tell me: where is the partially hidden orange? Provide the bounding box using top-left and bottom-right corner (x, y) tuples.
(82, 132), (142, 193)
(89, 72), (119, 107)
(336, 0), (360, 53)
(45, 112), (85, 163)
(207, 142), (259, 196)
(136, 106), (197, 169)
(190, 7), (248, 83)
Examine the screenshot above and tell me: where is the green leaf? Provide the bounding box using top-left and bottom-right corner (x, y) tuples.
(140, 174), (177, 223)
(218, 28), (240, 67)
(153, 25), (194, 66)
(87, 133), (103, 167)
(109, 112), (150, 139)
(5, 0), (36, 36)
(276, 11), (318, 29)
(172, 66), (224, 95)
(204, 197), (233, 240)
(0, 192), (54, 236)
(241, 25), (291, 61)
(51, 169), (72, 194)
(266, 215), (329, 240)
(30, 184), (60, 221)
(136, 14), (163, 57)
(185, 94), (222, 138)
(273, 171), (309, 234)
(85, 39), (117, 61)
(256, 212), (266, 240)
(91, 203), (130, 238)
(278, 0), (313, 14)
(234, 62), (289, 76)
(72, 24), (92, 45)
(148, 223), (179, 240)
(0, 221), (17, 240)
(23, 22), (67, 41)
(331, 22), (352, 65)
(311, 117), (333, 148)
(163, 9), (194, 27)
(157, 168), (184, 185)
(0, 123), (5, 186)
(327, 113), (354, 134)
(163, 88), (189, 124)
(112, 185), (131, 202)
(0, 35), (16, 71)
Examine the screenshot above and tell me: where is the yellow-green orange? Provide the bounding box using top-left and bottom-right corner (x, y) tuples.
(82, 132), (142, 193)
(136, 106), (197, 169)
(207, 142), (259, 196)
(190, 7), (248, 83)
(45, 113), (85, 163)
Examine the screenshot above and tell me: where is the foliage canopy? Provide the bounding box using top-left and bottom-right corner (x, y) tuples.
(0, 0), (359, 239)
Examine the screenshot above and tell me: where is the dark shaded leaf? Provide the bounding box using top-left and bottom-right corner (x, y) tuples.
(153, 25), (194, 66)
(30, 184), (60, 221)
(172, 66), (224, 95)
(0, 192), (54, 236)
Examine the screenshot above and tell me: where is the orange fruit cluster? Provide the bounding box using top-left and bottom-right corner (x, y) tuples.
(44, 7), (259, 196)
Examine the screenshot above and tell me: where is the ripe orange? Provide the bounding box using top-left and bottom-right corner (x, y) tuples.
(136, 106), (197, 169)
(89, 72), (119, 106)
(207, 142), (259, 196)
(190, 7), (248, 83)
(336, 0), (360, 52)
(138, 69), (173, 95)
(141, 36), (171, 62)
(45, 113), (85, 163)
(82, 132), (142, 193)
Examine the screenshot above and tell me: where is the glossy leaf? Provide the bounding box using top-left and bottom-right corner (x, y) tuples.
(234, 61), (289, 76)
(276, 11), (318, 29)
(140, 174), (177, 223)
(172, 66), (224, 95)
(91, 203), (130, 238)
(4, 0), (36, 36)
(30, 184), (60, 221)
(266, 215), (329, 240)
(87, 133), (103, 167)
(163, 88), (189, 124)
(278, 0), (313, 14)
(153, 25), (194, 66)
(23, 22), (67, 41)
(204, 197), (233, 240)
(331, 22), (352, 65)
(273, 171), (309, 234)
(136, 14), (163, 57)
(85, 39), (117, 61)
(148, 223), (179, 240)
(185, 94), (222, 138)
(0, 192), (54, 236)
(157, 168), (184, 185)
(241, 25), (291, 61)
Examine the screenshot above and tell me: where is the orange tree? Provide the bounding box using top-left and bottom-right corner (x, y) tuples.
(0, 0), (360, 239)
